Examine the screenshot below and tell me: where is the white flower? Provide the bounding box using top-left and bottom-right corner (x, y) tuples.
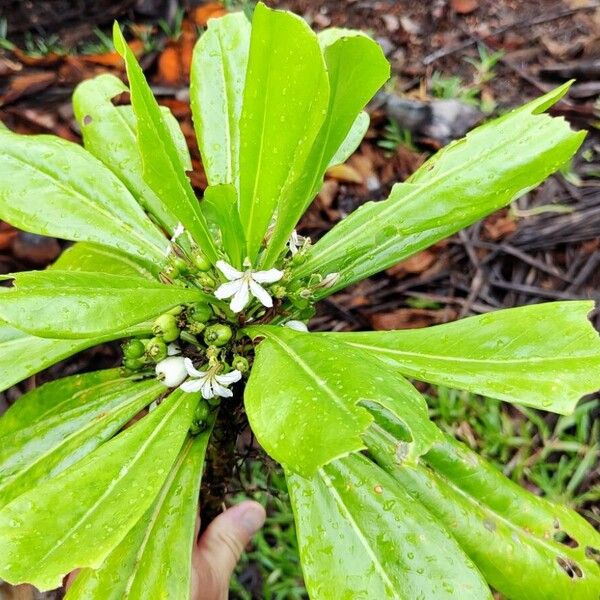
(164, 222), (185, 257)
(284, 320), (308, 332)
(156, 356), (188, 387)
(179, 358), (242, 399)
(167, 343), (181, 356)
(214, 260), (283, 313)
(288, 230), (307, 256)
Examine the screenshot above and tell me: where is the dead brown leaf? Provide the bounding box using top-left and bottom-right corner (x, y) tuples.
(192, 2), (227, 27)
(386, 249), (437, 278)
(326, 163), (364, 184)
(80, 39), (144, 67)
(370, 307), (456, 330)
(1, 71), (57, 106)
(450, 0), (478, 14)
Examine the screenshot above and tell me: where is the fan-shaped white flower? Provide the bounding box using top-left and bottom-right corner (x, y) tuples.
(179, 357), (242, 399)
(214, 260), (283, 313)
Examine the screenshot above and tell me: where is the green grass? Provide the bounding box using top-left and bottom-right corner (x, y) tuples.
(231, 387), (599, 597)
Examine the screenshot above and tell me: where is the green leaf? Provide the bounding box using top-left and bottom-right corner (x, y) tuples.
(0, 128), (169, 267)
(190, 12), (250, 188)
(262, 28), (388, 267)
(244, 326), (439, 477)
(287, 452), (491, 600)
(0, 322), (152, 395)
(203, 184), (246, 268)
(0, 388), (198, 590)
(365, 424), (600, 600)
(296, 83), (585, 294)
(73, 73), (191, 235)
(332, 301), (600, 414)
(52, 242), (155, 279)
(112, 23), (218, 263)
(0, 375), (163, 508)
(0, 271), (208, 339)
(66, 431), (210, 599)
(238, 3), (330, 261)
(327, 111), (369, 168)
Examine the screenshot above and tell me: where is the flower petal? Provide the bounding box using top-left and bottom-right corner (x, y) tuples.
(184, 357), (206, 378)
(230, 280), (250, 313)
(201, 380), (215, 400)
(180, 378), (203, 393)
(167, 343), (181, 356)
(212, 381), (233, 398)
(215, 280), (242, 300)
(249, 280), (273, 308)
(216, 259), (243, 281)
(216, 370), (242, 385)
(285, 320), (308, 332)
(252, 268), (284, 284)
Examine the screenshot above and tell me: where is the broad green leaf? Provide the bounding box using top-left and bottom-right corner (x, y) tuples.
(73, 73), (192, 235)
(287, 452), (491, 600)
(332, 301), (600, 414)
(296, 83), (585, 295)
(262, 29), (388, 267)
(112, 23), (218, 262)
(0, 128), (169, 267)
(365, 424), (600, 600)
(0, 376), (162, 508)
(66, 431), (210, 600)
(0, 369), (124, 437)
(0, 270), (208, 339)
(0, 322), (151, 395)
(203, 184), (245, 268)
(0, 388), (198, 590)
(244, 326), (439, 477)
(53, 243), (155, 279)
(327, 111), (369, 168)
(238, 3), (329, 260)
(190, 12), (250, 188)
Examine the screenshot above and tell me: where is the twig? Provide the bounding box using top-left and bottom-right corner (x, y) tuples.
(423, 2), (600, 65)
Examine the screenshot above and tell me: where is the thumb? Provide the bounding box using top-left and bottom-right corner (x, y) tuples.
(192, 500), (266, 599)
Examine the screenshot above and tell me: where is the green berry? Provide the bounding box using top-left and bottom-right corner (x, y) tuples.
(232, 355), (249, 373)
(187, 321), (206, 335)
(204, 324), (233, 347)
(146, 337), (168, 361)
(192, 250), (212, 271)
(291, 252), (307, 266)
(123, 357), (145, 370)
(122, 339), (145, 359)
(189, 304), (213, 323)
(153, 313), (180, 342)
(197, 273), (216, 289)
(195, 400), (210, 423)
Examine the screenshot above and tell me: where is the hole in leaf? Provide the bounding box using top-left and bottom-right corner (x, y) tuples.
(556, 556), (583, 579)
(553, 530), (579, 548)
(82, 114), (93, 125)
(585, 546), (600, 566)
(110, 91), (131, 106)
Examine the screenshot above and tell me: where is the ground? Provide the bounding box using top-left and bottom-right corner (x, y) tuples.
(0, 0), (599, 598)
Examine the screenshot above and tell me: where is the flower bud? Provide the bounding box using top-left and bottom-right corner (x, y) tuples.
(153, 313), (180, 342)
(204, 323), (233, 347)
(231, 355), (249, 373)
(187, 321), (206, 335)
(284, 320), (308, 332)
(122, 339), (145, 359)
(317, 272), (341, 289)
(155, 356), (188, 387)
(271, 284), (287, 299)
(147, 337), (168, 361)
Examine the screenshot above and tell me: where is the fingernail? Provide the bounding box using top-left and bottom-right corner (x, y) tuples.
(239, 502), (266, 535)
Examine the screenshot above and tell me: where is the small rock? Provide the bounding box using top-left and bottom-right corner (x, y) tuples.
(12, 232), (61, 265)
(376, 36), (395, 57)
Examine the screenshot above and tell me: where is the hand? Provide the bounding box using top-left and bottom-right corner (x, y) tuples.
(192, 500), (266, 600)
(65, 500), (266, 600)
